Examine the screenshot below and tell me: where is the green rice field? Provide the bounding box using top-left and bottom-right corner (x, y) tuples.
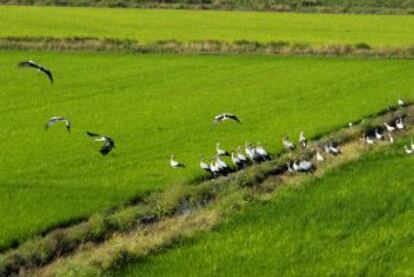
(0, 6), (413, 46)
(0, 51), (413, 250)
(121, 144), (414, 276)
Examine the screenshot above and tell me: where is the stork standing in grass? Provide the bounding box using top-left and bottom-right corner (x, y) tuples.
(325, 141), (341, 155)
(170, 154), (185, 168)
(363, 135), (375, 145)
(216, 156), (231, 174)
(216, 143), (230, 157)
(256, 143), (270, 161)
(396, 118), (404, 130)
(375, 128), (383, 141)
(404, 145), (413, 155)
(299, 131), (307, 149)
(384, 122), (395, 132)
(398, 95), (405, 107)
(199, 156), (211, 174)
(283, 136), (295, 151)
(388, 133), (394, 144)
(209, 161), (221, 178)
(237, 146), (248, 168)
(245, 143), (255, 161)
(231, 151), (244, 169)
(316, 150), (325, 162)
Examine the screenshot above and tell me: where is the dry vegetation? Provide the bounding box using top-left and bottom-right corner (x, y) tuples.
(1, 37), (414, 58)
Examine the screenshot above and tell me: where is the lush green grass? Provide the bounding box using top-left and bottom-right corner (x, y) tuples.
(0, 51), (413, 250)
(120, 145), (414, 276)
(0, 6), (414, 47)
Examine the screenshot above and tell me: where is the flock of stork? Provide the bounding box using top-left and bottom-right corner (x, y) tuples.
(171, 98), (411, 179)
(18, 59), (411, 178)
(19, 60), (115, 155)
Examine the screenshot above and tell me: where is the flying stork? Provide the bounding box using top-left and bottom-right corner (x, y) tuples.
(45, 116), (71, 133)
(214, 113), (240, 124)
(86, 132), (115, 156)
(18, 60), (54, 83)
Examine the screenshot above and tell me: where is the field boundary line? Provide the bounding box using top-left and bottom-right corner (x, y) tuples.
(0, 2), (412, 15)
(0, 37), (413, 58)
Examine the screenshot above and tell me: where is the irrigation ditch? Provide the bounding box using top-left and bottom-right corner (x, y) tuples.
(1, 103), (414, 276)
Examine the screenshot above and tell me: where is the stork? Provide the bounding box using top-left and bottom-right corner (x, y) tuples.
(375, 128), (383, 140)
(209, 161), (221, 178)
(388, 133), (394, 144)
(299, 131), (307, 149)
(170, 154), (185, 168)
(363, 135), (375, 145)
(404, 145), (413, 155)
(216, 143), (230, 157)
(298, 160), (314, 173)
(231, 151), (244, 169)
(86, 132), (115, 156)
(398, 95), (405, 107)
(199, 156), (211, 174)
(287, 161), (294, 173)
(383, 122), (395, 132)
(237, 146), (248, 167)
(316, 150), (325, 162)
(218, 156), (233, 175)
(395, 118), (404, 130)
(325, 142), (340, 155)
(245, 143), (255, 161)
(283, 136), (295, 151)
(214, 113), (241, 123)
(18, 60), (54, 83)
(45, 116), (71, 133)
(256, 143), (270, 160)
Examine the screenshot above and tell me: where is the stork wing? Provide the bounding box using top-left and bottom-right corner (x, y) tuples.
(87, 131), (101, 138)
(18, 60), (39, 69)
(45, 117), (62, 129)
(39, 67), (54, 83)
(228, 114), (241, 123)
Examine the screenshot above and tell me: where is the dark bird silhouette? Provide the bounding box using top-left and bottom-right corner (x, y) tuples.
(214, 113), (240, 123)
(87, 132), (115, 156)
(45, 116), (71, 133)
(18, 60), (54, 83)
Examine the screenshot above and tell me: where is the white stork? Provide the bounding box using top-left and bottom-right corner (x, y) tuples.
(170, 154), (185, 168)
(216, 143), (230, 157)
